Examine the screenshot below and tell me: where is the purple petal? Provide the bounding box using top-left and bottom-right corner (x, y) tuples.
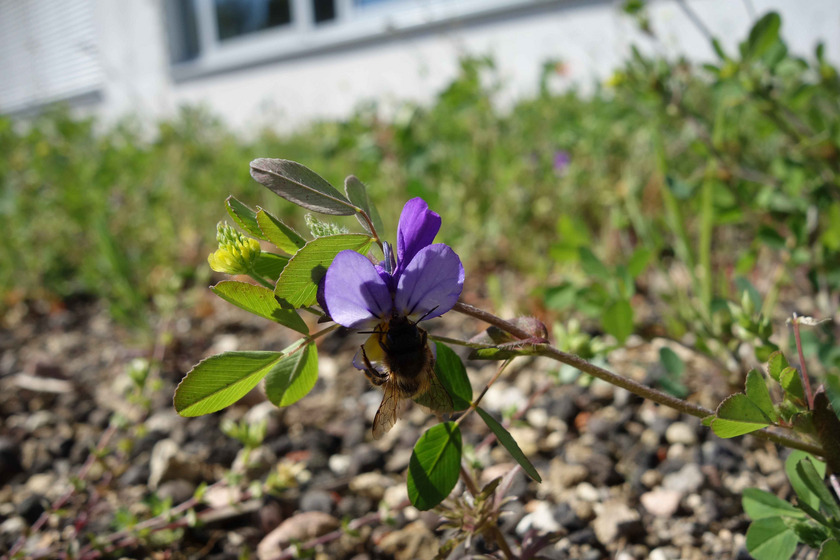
(324, 250), (393, 328)
(394, 244), (464, 321)
(396, 198), (441, 273)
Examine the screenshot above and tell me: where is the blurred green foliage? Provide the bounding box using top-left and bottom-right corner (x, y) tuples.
(1, 11), (839, 354)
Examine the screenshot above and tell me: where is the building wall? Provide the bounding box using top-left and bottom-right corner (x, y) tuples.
(12, 0), (840, 131)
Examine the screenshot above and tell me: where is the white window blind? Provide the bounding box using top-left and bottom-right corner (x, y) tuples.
(0, 0), (103, 113)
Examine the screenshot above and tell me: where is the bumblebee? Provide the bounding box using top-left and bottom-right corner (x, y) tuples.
(360, 314), (454, 438)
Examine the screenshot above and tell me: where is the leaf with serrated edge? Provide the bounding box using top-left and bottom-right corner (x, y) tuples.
(265, 343), (318, 406)
(767, 351), (789, 383)
(345, 176), (385, 237)
(256, 208), (306, 254)
(250, 159), (355, 215)
(476, 407), (541, 482)
(175, 352), (283, 417)
(211, 281), (308, 334)
(711, 393), (771, 438)
(780, 366), (806, 404)
(745, 369), (778, 422)
(226, 196), (267, 240)
(274, 234), (372, 308)
(407, 422), (462, 510)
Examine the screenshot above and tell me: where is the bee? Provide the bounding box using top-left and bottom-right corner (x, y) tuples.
(360, 314), (454, 439)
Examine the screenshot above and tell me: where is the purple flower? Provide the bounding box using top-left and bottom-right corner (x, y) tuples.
(321, 198), (464, 361)
(553, 150), (571, 175)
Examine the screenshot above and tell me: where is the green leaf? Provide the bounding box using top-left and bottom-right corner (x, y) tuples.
(627, 247), (652, 278)
(226, 196), (267, 241)
(780, 367), (807, 405)
(711, 38), (727, 60)
(746, 12), (781, 60)
(252, 252), (289, 282)
(211, 281), (308, 334)
(602, 299), (634, 344)
(785, 451), (826, 511)
(818, 540), (840, 560)
(767, 351), (789, 382)
(745, 517), (799, 560)
(175, 352), (284, 417)
(795, 458), (840, 519)
(476, 407), (541, 482)
(711, 393), (772, 438)
(265, 343), (318, 407)
(407, 422), (462, 510)
(742, 488), (806, 520)
(745, 369), (778, 422)
(274, 234), (373, 308)
(578, 247), (611, 281)
(344, 176), (385, 238)
(659, 347), (685, 377)
(250, 159), (356, 215)
(431, 342), (472, 410)
(256, 208), (306, 253)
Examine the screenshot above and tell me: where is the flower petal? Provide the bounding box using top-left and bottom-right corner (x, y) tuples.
(395, 244), (464, 321)
(396, 198), (441, 273)
(324, 250), (393, 328)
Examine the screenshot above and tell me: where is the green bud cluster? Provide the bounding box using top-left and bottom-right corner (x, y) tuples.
(305, 214), (348, 238)
(207, 222), (261, 275)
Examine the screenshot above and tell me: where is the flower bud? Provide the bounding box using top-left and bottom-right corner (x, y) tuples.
(207, 222), (261, 274)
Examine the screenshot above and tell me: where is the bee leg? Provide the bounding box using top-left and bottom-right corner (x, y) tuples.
(360, 344), (388, 386)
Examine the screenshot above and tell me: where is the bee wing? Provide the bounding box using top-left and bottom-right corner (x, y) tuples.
(413, 365), (455, 416)
(372, 381), (405, 440)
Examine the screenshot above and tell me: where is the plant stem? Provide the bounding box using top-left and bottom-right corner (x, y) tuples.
(452, 303), (826, 457)
(792, 316), (815, 409)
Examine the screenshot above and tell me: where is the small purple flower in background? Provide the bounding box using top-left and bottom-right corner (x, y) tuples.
(321, 197), (464, 437)
(553, 150), (571, 176)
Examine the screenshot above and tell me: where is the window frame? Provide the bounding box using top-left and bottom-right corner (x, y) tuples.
(169, 0), (556, 81)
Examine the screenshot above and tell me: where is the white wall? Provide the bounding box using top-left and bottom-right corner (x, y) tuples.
(88, 0), (840, 132)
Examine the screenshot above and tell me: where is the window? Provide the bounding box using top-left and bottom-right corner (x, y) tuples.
(167, 0), (542, 80)
(0, 0), (103, 113)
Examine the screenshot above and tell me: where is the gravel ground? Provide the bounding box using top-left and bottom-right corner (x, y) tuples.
(0, 291), (798, 559)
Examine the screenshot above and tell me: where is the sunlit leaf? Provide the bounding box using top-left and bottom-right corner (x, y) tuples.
(745, 516), (798, 560)
(711, 393), (772, 438)
(175, 352), (283, 417)
(226, 196), (267, 240)
(745, 369), (778, 422)
(211, 281), (308, 334)
(256, 208), (306, 254)
(407, 422), (462, 510)
(274, 234), (373, 308)
(476, 407), (541, 482)
(767, 351), (789, 383)
(250, 158), (355, 215)
(265, 343), (318, 406)
(742, 488), (805, 520)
